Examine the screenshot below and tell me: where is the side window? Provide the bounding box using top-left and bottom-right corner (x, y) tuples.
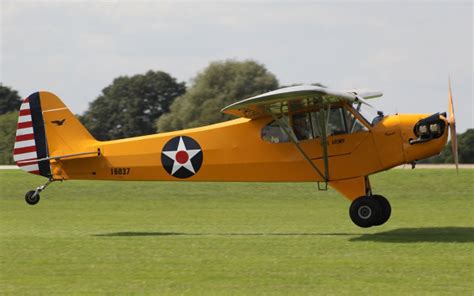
(308, 107), (347, 137)
(344, 108), (368, 133)
(313, 107), (368, 136)
(261, 106), (368, 143)
(310, 112), (322, 138)
(261, 119), (290, 143)
(327, 108), (347, 135)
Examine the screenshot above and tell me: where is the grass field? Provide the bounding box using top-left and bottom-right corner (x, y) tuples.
(0, 169), (473, 295)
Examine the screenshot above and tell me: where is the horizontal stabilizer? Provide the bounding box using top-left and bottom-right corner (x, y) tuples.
(16, 150), (100, 165)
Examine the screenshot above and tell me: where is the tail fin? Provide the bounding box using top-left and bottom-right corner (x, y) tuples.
(13, 91), (96, 177)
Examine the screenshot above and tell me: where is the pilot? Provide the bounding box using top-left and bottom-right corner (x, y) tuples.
(293, 115), (310, 140)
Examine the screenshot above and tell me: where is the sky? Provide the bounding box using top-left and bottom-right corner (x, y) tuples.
(1, 1), (472, 132)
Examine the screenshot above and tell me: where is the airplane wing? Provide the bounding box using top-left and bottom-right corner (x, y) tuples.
(221, 85), (382, 119)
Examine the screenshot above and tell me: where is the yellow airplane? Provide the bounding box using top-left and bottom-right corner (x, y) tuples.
(13, 83), (458, 227)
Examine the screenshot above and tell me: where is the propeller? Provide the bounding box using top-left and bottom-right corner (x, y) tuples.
(448, 78), (459, 173)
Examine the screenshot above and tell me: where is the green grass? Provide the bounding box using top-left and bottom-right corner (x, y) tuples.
(0, 169), (473, 295)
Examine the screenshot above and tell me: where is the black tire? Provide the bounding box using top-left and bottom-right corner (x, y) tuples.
(349, 196), (382, 228)
(25, 190), (40, 205)
(372, 195), (391, 226)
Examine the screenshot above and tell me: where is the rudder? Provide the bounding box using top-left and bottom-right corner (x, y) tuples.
(13, 92), (49, 176)
(13, 91), (97, 177)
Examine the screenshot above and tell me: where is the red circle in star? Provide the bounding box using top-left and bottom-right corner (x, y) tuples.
(176, 150), (189, 164)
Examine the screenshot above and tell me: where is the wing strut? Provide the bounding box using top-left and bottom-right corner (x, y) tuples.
(318, 105), (330, 182)
(266, 107), (329, 183)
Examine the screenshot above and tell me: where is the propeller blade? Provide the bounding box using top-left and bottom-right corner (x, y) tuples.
(448, 78), (459, 173)
(448, 78), (455, 125)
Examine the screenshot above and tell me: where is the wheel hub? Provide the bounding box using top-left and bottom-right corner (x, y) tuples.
(358, 205), (372, 219)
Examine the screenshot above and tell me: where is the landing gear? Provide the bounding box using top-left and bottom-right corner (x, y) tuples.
(24, 178), (56, 206)
(349, 196), (381, 228)
(25, 190), (40, 205)
(372, 195), (391, 226)
(349, 195), (391, 228)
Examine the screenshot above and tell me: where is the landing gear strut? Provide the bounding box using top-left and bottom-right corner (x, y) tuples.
(24, 178), (56, 205)
(349, 195), (391, 228)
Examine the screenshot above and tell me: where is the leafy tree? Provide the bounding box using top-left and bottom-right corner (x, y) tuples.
(0, 112), (18, 164)
(81, 71), (185, 140)
(157, 60), (278, 132)
(458, 129), (474, 163)
(421, 129), (474, 163)
(0, 84), (21, 115)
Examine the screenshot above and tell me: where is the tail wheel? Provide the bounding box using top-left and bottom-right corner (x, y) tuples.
(349, 196), (382, 228)
(25, 190), (40, 205)
(372, 195), (391, 226)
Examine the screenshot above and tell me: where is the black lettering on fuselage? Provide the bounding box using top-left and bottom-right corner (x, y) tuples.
(331, 138), (345, 145)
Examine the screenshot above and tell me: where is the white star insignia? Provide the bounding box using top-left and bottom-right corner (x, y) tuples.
(162, 137), (201, 175)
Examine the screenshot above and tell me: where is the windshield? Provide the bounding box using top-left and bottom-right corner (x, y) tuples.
(353, 103), (383, 126)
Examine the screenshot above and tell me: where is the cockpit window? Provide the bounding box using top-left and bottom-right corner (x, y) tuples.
(261, 118), (290, 143)
(261, 105), (368, 143)
(353, 103), (383, 126)
(345, 107), (368, 133)
(328, 108), (348, 135)
(304, 106), (367, 137)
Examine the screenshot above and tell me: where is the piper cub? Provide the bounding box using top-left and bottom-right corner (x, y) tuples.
(13, 84), (457, 227)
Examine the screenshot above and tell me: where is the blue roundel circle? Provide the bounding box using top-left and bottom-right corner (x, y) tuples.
(161, 136), (203, 179)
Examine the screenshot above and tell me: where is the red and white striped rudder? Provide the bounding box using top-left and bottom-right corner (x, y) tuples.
(12, 93), (51, 177)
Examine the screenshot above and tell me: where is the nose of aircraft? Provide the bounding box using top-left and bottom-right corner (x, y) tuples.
(398, 113), (449, 163)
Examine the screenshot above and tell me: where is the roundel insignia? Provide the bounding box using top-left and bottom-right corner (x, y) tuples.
(161, 136), (203, 179)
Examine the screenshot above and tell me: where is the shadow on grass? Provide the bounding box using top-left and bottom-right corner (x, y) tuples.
(94, 227), (474, 243)
(350, 227), (474, 243)
(93, 232), (356, 237)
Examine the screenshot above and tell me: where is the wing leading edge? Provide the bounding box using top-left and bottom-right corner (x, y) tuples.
(221, 85), (382, 119)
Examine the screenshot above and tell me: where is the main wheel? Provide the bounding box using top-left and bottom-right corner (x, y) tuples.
(372, 195), (391, 226)
(25, 190), (40, 205)
(349, 196), (381, 228)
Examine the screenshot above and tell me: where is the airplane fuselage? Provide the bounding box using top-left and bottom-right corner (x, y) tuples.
(49, 111), (448, 200)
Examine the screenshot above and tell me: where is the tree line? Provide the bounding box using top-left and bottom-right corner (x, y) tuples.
(0, 59), (472, 164)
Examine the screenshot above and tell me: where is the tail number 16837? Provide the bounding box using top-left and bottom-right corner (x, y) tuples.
(110, 168), (131, 175)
